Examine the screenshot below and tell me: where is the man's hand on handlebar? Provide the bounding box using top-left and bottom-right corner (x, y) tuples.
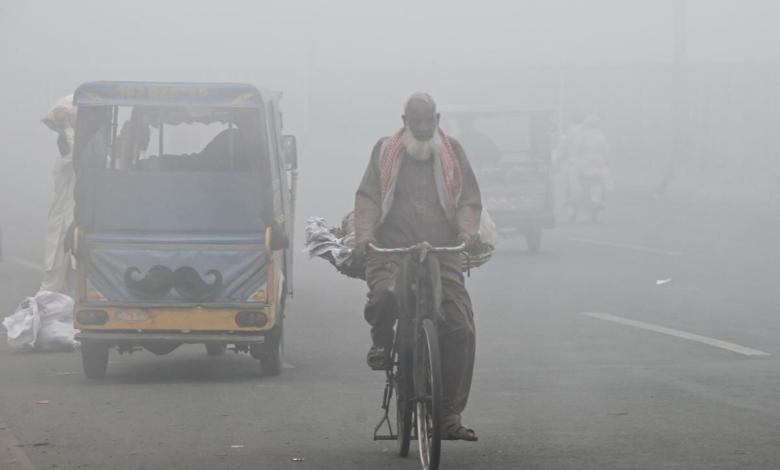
(354, 237), (376, 264)
(457, 232), (482, 255)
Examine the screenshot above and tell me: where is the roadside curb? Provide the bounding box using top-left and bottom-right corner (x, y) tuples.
(0, 418), (36, 470)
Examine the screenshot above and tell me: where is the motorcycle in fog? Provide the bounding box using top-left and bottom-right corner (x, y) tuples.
(561, 114), (611, 222)
(568, 167), (608, 222)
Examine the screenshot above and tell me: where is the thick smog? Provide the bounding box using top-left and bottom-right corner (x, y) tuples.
(1, 1), (778, 469)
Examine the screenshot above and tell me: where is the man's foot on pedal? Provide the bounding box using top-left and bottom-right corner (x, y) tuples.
(366, 344), (391, 370)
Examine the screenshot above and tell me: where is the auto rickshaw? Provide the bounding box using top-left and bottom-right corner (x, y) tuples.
(441, 106), (555, 252)
(70, 81), (298, 378)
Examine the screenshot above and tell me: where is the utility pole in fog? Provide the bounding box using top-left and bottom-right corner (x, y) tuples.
(657, 0), (688, 197)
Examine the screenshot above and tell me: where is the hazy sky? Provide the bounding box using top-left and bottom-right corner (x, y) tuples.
(2, 0), (779, 258)
(2, 0), (779, 75)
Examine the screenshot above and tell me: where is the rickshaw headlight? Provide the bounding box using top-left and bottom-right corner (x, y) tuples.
(235, 311), (268, 328)
(77, 310), (108, 325)
(248, 289), (265, 302)
(86, 280), (106, 301)
(87, 288), (105, 301)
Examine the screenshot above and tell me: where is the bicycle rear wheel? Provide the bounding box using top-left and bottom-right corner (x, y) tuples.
(415, 319), (442, 470)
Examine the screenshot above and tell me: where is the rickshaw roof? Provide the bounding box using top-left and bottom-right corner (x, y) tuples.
(73, 81), (280, 108)
(440, 105), (553, 117)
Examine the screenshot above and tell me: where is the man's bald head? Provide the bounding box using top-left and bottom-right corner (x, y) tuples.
(404, 92), (437, 115)
(402, 92), (440, 141)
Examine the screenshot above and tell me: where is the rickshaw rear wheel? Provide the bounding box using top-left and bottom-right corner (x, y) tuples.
(260, 340), (283, 376)
(81, 341), (109, 379)
(258, 328), (284, 376)
(206, 344), (227, 356)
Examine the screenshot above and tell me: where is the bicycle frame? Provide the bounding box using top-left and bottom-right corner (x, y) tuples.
(371, 242), (465, 452)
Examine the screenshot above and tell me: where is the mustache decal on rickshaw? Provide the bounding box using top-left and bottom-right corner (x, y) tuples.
(124, 265), (175, 299)
(172, 266), (224, 301)
(124, 266), (223, 300)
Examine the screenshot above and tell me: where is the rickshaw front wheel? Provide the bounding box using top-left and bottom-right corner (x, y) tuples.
(81, 341), (109, 379)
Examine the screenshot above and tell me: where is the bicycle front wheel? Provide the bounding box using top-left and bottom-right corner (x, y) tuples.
(415, 319), (442, 470)
(396, 349), (414, 457)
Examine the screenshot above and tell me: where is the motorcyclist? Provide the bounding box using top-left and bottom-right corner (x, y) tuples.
(561, 114), (611, 208)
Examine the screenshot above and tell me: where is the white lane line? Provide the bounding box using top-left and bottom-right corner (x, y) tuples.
(569, 237), (683, 257)
(282, 362), (295, 369)
(5, 257), (45, 273)
(581, 312), (771, 356)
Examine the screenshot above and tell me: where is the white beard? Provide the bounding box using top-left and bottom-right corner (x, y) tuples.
(403, 128), (443, 162)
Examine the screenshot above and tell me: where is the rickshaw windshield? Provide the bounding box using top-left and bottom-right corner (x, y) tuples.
(74, 105), (274, 234)
(444, 112), (552, 164)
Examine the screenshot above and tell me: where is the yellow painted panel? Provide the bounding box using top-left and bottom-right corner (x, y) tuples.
(75, 306), (273, 332)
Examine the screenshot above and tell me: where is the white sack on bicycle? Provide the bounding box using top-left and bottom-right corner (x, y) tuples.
(478, 210), (499, 248)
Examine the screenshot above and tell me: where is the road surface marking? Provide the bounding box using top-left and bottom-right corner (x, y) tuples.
(0, 417), (36, 470)
(5, 258), (45, 273)
(283, 362), (295, 369)
(569, 237), (683, 257)
(581, 312), (770, 356)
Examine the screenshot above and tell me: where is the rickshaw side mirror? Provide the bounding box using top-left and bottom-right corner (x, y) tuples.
(282, 135), (298, 171)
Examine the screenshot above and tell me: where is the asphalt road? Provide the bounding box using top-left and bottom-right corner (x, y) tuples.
(2, 183), (780, 470)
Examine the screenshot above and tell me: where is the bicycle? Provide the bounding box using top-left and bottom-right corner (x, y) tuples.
(371, 241), (467, 470)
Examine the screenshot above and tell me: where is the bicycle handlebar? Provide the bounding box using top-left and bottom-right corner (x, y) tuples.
(367, 242), (467, 254)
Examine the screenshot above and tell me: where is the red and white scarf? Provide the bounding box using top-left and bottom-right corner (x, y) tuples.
(379, 127), (462, 222)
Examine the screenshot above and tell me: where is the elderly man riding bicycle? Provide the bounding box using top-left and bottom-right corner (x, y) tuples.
(354, 92), (482, 442)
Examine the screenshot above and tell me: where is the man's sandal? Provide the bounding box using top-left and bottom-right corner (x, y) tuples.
(366, 345), (391, 371)
(442, 422), (478, 442)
